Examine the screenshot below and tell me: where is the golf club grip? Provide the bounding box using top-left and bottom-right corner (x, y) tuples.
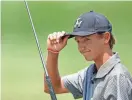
(46, 76), (57, 100)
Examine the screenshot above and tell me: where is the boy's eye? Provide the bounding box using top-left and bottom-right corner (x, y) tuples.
(84, 38), (90, 41)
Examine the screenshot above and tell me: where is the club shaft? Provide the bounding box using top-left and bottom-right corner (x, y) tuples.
(24, 0), (48, 75)
(24, 1), (57, 100)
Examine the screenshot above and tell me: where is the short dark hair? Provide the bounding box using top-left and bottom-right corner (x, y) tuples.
(109, 33), (115, 49)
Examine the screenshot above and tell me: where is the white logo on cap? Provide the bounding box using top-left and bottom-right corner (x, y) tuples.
(74, 18), (82, 28)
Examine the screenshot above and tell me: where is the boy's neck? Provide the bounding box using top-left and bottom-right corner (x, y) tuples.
(94, 50), (113, 70)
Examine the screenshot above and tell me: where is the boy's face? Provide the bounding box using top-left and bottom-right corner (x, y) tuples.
(75, 33), (110, 61)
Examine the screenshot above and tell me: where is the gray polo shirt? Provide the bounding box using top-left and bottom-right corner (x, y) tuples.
(62, 52), (132, 100)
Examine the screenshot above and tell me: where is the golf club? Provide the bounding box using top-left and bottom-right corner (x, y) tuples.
(24, 1), (57, 100)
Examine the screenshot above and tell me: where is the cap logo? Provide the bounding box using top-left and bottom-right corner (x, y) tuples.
(74, 18), (82, 28)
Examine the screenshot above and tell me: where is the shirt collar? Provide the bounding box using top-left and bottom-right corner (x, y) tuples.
(95, 52), (121, 79)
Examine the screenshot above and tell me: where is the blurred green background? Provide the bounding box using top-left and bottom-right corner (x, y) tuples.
(1, 1), (132, 100)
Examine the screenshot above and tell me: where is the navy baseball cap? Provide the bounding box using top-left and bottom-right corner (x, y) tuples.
(65, 11), (112, 38)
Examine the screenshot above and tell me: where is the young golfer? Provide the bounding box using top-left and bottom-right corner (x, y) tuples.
(44, 11), (132, 100)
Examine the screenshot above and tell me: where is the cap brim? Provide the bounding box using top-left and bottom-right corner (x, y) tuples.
(63, 31), (96, 39)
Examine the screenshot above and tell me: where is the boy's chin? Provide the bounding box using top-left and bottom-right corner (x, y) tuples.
(84, 56), (93, 61)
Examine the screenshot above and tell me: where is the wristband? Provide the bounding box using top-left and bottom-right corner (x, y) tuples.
(47, 48), (59, 54)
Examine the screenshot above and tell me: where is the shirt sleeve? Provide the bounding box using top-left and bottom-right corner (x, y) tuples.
(103, 74), (132, 100)
(62, 68), (87, 99)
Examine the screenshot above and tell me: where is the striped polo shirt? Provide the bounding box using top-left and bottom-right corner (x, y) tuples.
(62, 52), (132, 100)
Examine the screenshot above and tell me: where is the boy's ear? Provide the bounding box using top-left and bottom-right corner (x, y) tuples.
(104, 32), (111, 44)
